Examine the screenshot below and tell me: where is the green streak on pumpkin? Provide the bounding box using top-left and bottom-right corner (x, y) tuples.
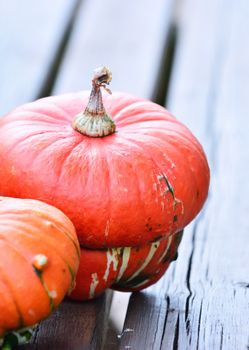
(33, 267), (55, 312)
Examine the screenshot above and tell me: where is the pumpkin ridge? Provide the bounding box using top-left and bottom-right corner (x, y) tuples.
(120, 122), (206, 163)
(44, 100), (75, 121)
(0, 236), (55, 318)
(27, 211), (80, 258)
(0, 273), (23, 333)
(122, 132), (205, 223)
(114, 101), (150, 121)
(0, 236), (55, 312)
(153, 133), (209, 204)
(116, 111), (177, 127)
(0, 223), (78, 282)
(114, 100), (166, 120)
(121, 126), (205, 159)
(2, 130), (71, 159)
(0, 210), (79, 256)
(3, 111), (68, 126)
(118, 118), (179, 129)
(22, 100), (72, 121)
(55, 136), (91, 193)
(121, 136), (184, 233)
(107, 137), (146, 237)
(102, 147), (111, 247)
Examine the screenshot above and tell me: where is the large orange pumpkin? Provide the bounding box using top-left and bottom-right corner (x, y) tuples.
(0, 67), (209, 299)
(0, 197), (80, 344)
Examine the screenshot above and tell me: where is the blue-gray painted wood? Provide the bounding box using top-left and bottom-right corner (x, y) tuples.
(53, 0), (175, 100)
(0, 0), (79, 115)
(120, 0), (249, 349)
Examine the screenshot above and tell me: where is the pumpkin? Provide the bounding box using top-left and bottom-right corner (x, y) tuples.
(0, 67), (210, 299)
(72, 230), (183, 300)
(0, 197), (80, 346)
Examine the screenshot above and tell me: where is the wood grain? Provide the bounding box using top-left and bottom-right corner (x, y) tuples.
(50, 2), (176, 349)
(120, 0), (249, 349)
(0, 0), (79, 115)
(21, 292), (112, 350)
(0, 2), (114, 349)
(53, 0), (176, 99)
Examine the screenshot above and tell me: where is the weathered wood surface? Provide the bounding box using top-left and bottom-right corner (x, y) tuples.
(0, 2), (114, 350)
(21, 292), (112, 350)
(0, 1), (177, 349)
(120, 0), (249, 349)
(53, 0), (175, 100)
(51, 1), (176, 349)
(0, 0), (80, 115)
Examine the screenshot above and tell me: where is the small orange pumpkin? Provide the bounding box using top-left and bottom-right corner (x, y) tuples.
(0, 197), (80, 341)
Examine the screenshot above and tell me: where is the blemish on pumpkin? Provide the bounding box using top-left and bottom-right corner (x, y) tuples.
(173, 215), (178, 222)
(48, 290), (58, 299)
(32, 254), (48, 271)
(153, 183), (158, 191)
(196, 189), (200, 198)
(89, 273), (99, 299)
(11, 165), (16, 175)
(45, 221), (53, 228)
(28, 309), (35, 316)
(104, 220), (110, 238)
(151, 235), (163, 242)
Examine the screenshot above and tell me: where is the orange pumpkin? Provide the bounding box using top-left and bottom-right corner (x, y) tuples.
(0, 67), (209, 299)
(0, 197), (80, 342)
(72, 231), (183, 300)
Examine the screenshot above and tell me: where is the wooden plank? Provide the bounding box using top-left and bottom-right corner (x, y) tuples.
(0, 0), (80, 115)
(119, 0), (249, 349)
(51, 2), (176, 349)
(0, 2), (113, 349)
(53, 0), (176, 99)
(21, 292), (112, 350)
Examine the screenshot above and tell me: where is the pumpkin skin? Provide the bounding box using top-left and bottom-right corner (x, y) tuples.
(0, 91), (209, 248)
(0, 197), (80, 337)
(71, 231), (183, 300)
(0, 86), (210, 299)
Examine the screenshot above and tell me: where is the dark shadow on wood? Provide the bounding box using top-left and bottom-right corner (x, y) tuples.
(20, 291), (112, 350)
(37, 0), (83, 99)
(152, 24), (178, 107)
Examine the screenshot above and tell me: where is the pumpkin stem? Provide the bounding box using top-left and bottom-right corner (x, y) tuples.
(72, 66), (116, 137)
